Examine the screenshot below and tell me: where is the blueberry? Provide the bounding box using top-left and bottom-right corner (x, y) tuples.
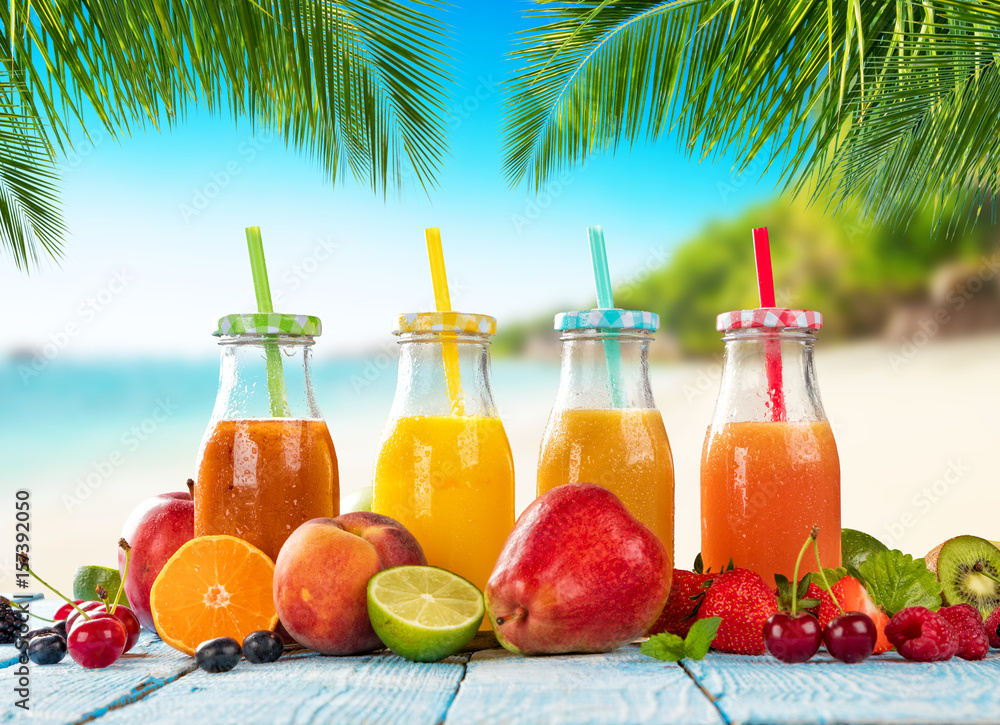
(195, 637), (241, 673)
(28, 634), (67, 665)
(242, 630), (283, 664)
(17, 627), (58, 654)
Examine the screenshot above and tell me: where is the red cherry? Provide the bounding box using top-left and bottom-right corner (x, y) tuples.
(110, 606), (141, 653)
(55, 599), (87, 621)
(68, 613), (127, 669)
(824, 611), (877, 663)
(763, 611), (822, 663)
(66, 601), (106, 632)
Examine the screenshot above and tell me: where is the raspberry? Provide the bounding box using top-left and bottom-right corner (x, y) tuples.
(885, 607), (959, 662)
(985, 607), (1000, 649)
(938, 604), (990, 661)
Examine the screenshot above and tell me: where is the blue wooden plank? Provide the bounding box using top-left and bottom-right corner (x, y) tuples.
(445, 646), (724, 725)
(93, 650), (468, 725)
(685, 650), (1000, 724)
(0, 602), (194, 724)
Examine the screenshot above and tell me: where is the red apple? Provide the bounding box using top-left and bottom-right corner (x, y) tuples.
(273, 512), (426, 655)
(486, 482), (672, 655)
(119, 483), (194, 632)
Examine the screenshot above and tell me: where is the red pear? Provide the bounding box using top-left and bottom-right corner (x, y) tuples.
(486, 482), (672, 655)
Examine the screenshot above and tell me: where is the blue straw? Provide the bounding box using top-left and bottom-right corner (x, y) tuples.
(588, 226), (626, 408)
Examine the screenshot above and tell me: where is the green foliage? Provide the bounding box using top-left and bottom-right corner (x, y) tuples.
(615, 196), (997, 355)
(856, 550), (943, 617)
(504, 1), (1000, 231)
(1, 0), (452, 271)
(640, 617), (721, 662)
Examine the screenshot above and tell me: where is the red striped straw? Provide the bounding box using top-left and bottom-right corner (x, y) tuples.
(752, 227), (785, 422)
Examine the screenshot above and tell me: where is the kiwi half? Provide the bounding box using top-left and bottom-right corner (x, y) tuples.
(937, 535), (1000, 617)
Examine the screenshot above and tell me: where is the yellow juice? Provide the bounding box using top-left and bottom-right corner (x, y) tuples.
(372, 415), (515, 602)
(537, 408), (675, 559)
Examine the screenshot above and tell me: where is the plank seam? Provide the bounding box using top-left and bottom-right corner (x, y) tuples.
(437, 652), (472, 725)
(679, 661), (732, 725)
(68, 663), (199, 725)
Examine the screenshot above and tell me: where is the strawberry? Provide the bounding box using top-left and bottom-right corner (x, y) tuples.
(648, 569), (714, 638)
(697, 568), (777, 655)
(828, 576), (892, 653)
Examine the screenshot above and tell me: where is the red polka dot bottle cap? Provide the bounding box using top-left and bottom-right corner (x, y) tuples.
(716, 308), (823, 332)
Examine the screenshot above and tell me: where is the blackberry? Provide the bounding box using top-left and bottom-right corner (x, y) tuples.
(0, 598), (28, 645)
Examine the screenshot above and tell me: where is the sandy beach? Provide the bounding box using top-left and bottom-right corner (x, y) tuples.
(6, 332), (999, 595)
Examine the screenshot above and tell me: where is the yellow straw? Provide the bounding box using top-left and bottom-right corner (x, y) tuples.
(425, 228), (463, 415)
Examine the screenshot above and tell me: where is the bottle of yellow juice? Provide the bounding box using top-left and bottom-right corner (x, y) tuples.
(372, 310), (515, 606)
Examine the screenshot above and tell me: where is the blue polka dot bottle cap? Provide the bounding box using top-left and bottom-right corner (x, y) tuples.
(554, 308), (659, 331)
(214, 313), (322, 336)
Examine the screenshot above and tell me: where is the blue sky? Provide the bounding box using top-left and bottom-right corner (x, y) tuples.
(2, 2), (783, 358)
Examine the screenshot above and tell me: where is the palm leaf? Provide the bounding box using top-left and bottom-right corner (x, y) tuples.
(503, 0), (1000, 228)
(1, 0), (452, 269)
(0, 73), (64, 271)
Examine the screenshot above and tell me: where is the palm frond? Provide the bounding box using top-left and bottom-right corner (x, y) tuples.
(0, 73), (64, 272)
(1, 0), (452, 269)
(503, 0), (1000, 228)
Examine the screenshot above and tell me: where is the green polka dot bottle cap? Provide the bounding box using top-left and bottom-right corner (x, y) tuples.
(214, 313), (322, 337)
(554, 308), (659, 332)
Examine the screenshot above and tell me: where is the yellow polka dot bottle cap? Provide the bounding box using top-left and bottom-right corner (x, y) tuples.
(393, 312), (497, 336)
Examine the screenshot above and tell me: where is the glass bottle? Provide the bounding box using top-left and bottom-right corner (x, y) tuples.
(701, 308), (841, 581)
(372, 312), (515, 599)
(537, 309), (675, 561)
(195, 314), (339, 561)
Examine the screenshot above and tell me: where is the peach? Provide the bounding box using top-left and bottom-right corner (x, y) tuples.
(273, 512), (425, 655)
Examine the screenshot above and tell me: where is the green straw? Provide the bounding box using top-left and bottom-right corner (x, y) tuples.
(588, 226), (626, 408)
(246, 226), (290, 418)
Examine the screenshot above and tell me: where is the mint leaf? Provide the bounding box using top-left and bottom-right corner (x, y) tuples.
(683, 617), (721, 660)
(640, 632), (686, 661)
(857, 550), (942, 616)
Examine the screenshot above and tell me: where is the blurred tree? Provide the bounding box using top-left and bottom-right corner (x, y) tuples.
(0, 1), (451, 271)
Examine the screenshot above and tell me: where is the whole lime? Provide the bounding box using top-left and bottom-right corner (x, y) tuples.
(841, 528), (888, 571)
(73, 565), (131, 609)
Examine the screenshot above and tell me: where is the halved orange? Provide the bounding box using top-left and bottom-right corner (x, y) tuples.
(150, 535), (279, 656)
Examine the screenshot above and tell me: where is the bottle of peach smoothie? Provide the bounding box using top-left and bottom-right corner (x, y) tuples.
(701, 308), (841, 582)
(372, 312), (515, 601)
(536, 309), (675, 562)
(195, 314), (339, 561)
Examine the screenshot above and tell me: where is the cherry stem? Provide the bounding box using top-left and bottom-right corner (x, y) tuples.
(111, 539), (131, 614)
(973, 561), (1000, 586)
(790, 528), (816, 616)
(16, 556), (91, 622)
(494, 606), (526, 627)
(0, 597), (57, 623)
(812, 535), (844, 614)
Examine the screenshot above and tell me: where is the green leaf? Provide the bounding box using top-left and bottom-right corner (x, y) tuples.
(640, 617), (722, 662)
(2, 0), (454, 270)
(503, 0), (1000, 231)
(640, 632), (686, 661)
(683, 617), (721, 660)
(856, 550), (943, 617)
(813, 567), (849, 593)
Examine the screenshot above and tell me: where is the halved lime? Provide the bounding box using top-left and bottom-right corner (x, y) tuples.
(841, 528), (888, 572)
(367, 566), (484, 662)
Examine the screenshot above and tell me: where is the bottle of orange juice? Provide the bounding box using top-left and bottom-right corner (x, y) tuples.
(701, 308), (841, 581)
(372, 311), (515, 599)
(195, 314), (339, 562)
(536, 309), (675, 561)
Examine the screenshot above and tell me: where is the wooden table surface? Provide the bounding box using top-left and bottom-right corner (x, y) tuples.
(4, 600), (1000, 724)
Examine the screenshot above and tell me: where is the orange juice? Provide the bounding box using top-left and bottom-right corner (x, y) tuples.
(701, 420), (840, 580)
(195, 418), (339, 561)
(372, 414), (515, 596)
(537, 408), (674, 557)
